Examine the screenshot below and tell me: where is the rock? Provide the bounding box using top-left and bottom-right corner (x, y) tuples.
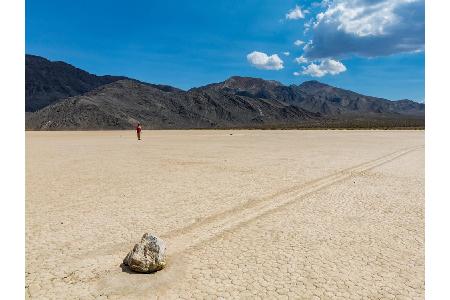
(123, 233), (166, 273)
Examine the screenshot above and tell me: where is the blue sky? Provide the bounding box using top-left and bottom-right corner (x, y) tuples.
(26, 0), (424, 101)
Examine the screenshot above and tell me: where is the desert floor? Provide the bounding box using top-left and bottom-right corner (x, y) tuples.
(26, 130), (424, 299)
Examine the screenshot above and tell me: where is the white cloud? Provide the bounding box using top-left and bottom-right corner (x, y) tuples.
(303, 19), (313, 33)
(311, 0), (330, 8)
(246, 51), (284, 70)
(315, 0), (402, 37)
(286, 5), (305, 20)
(302, 63), (327, 77)
(295, 56), (308, 64)
(301, 59), (347, 77)
(294, 40), (305, 46)
(303, 40), (313, 51)
(283, 52), (290, 56)
(293, 71), (301, 76)
(304, 0), (424, 59)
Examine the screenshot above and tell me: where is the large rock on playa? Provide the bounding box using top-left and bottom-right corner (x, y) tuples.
(123, 233), (166, 273)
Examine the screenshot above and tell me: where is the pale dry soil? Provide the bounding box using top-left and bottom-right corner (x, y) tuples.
(26, 130), (424, 299)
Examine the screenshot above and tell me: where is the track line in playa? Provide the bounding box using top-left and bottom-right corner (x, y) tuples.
(95, 145), (421, 296)
(65, 145), (421, 296)
(71, 146), (421, 263)
(163, 146), (422, 255)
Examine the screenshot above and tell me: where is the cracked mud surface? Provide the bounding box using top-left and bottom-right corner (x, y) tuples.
(26, 130), (424, 299)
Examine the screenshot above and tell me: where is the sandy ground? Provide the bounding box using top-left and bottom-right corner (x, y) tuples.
(25, 130), (424, 299)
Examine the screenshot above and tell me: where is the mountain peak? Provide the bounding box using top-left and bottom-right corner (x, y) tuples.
(222, 76), (283, 89)
(25, 55), (425, 130)
(298, 80), (330, 88)
(26, 54), (50, 62)
(26, 54), (128, 111)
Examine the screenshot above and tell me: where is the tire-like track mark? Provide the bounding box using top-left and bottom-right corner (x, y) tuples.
(163, 146), (422, 255)
(73, 146), (421, 263)
(93, 146), (421, 297)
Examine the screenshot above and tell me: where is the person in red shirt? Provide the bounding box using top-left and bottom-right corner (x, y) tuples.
(136, 123), (142, 140)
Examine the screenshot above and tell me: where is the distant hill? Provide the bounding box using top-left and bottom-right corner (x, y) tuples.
(199, 76), (424, 117)
(292, 80), (424, 116)
(25, 55), (424, 130)
(26, 79), (320, 130)
(25, 54), (127, 111)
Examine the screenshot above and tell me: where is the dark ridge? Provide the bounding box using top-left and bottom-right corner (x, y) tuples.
(26, 54), (128, 111)
(25, 55), (424, 130)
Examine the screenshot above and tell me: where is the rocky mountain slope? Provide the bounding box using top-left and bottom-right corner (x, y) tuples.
(25, 55), (128, 112)
(26, 79), (320, 130)
(200, 76), (424, 117)
(25, 55), (424, 130)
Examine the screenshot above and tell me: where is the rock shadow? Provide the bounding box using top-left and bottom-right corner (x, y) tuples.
(120, 263), (159, 275)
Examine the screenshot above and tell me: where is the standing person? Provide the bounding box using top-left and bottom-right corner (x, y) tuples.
(136, 123), (142, 140)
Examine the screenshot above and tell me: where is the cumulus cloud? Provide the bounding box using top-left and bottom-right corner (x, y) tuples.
(295, 56), (308, 64)
(303, 40), (313, 50)
(311, 1), (329, 8)
(293, 71), (301, 76)
(300, 59), (347, 77)
(283, 51), (290, 56)
(304, 0), (424, 59)
(303, 19), (313, 33)
(294, 40), (305, 46)
(246, 51), (284, 70)
(286, 5), (305, 20)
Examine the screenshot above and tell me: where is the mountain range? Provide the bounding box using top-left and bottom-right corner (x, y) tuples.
(25, 55), (424, 130)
